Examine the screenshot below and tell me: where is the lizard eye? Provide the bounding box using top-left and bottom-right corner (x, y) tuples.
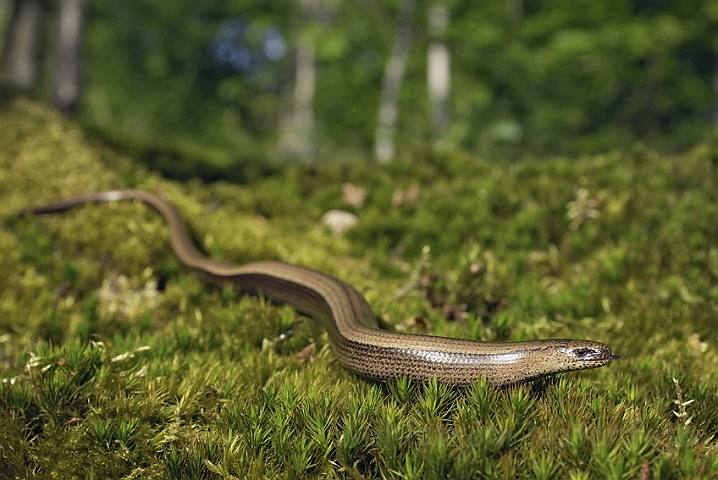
(573, 348), (596, 358)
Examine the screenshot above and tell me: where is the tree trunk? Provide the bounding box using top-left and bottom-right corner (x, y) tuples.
(1, 0), (45, 91)
(375, 0), (415, 163)
(505, 0), (523, 25)
(277, 0), (322, 161)
(53, 0), (86, 113)
(427, 4), (450, 137)
(277, 38), (316, 161)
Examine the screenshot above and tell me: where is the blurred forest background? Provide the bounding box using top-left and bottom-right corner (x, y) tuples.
(1, 0), (717, 169)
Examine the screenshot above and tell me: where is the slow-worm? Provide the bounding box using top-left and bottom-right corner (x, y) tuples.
(15, 190), (617, 385)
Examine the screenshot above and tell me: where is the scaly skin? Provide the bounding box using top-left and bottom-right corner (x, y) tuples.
(16, 190), (617, 385)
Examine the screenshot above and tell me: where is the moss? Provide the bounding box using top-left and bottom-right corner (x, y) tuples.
(1, 98), (718, 478)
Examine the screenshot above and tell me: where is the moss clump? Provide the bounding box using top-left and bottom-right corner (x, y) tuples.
(1, 99), (718, 478)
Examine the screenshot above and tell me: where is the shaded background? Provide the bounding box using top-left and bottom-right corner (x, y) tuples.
(1, 0), (717, 170)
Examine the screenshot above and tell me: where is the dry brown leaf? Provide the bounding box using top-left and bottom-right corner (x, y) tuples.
(296, 342), (316, 364)
(402, 315), (432, 332)
(342, 182), (367, 208)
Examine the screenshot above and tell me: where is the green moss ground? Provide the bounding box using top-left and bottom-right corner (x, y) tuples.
(1, 99), (718, 478)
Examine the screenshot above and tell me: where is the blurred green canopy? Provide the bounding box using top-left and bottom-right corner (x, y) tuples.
(1, 0), (717, 165)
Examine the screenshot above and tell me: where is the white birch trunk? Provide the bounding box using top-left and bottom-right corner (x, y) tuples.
(53, 0), (86, 113)
(375, 0), (415, 163)
(427, 5), (450, 137)
(1, 0), (44, 90)
(505, 0), (523, 25)
(277, 38), (316, 160)
(277, 0), (321, 161)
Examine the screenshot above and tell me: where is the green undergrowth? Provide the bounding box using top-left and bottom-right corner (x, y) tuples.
(1, 98), (718, 478)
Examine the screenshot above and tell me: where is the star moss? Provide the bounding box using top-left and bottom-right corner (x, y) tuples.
(1, 99), (717, 478)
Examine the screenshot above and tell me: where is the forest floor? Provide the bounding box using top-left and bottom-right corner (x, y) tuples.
(1, 99), (718, 479)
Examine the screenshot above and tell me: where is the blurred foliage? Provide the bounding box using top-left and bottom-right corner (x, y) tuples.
(3, 99), (718, 478)
(79, 0), (289, 160)
(450, 0), (718, 155)
(0, 0), (711, 166)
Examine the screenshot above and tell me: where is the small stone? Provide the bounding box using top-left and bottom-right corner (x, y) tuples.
(321, 209), (359, 236)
